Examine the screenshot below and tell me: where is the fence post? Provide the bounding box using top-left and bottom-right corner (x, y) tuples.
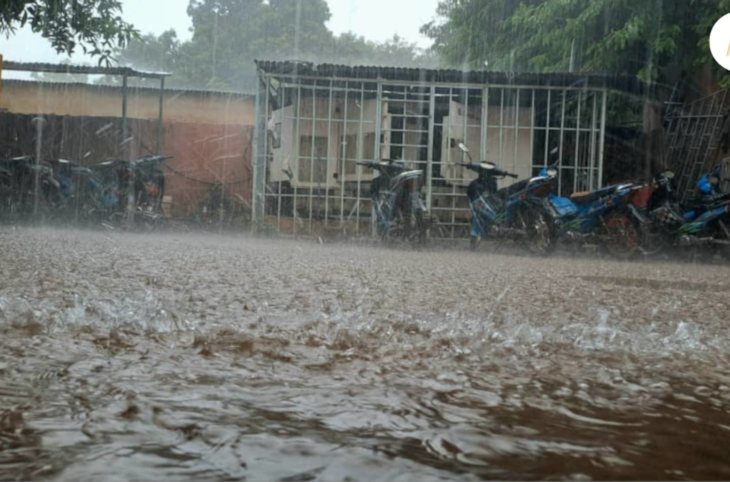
(32, 116), (47, 217)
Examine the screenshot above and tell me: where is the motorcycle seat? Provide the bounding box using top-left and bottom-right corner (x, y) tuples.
(569, 185), (620, 206)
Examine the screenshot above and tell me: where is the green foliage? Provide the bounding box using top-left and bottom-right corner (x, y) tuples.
(423, 0), (730, 89)
(118, 0), (438, 92)
(0, 0), (139, 65)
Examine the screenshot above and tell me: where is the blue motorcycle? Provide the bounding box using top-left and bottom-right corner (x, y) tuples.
(643, 167), (730, 257)
(457, 143), (557, 254)
(357, 159), (436, 244)
(535, 158), (648, 258)
(45, 158), (110, 221)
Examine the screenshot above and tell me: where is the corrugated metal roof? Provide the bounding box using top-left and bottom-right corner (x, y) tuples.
(3, 61), (170, 79)
(2, 79), (254, 99)
(255, 60), (644, 93)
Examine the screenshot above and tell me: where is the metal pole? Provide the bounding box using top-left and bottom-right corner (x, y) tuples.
(499, 89), (504, 170)
(262, 75), (270, 227)
(122, 75), (128, 160)
(356, 83), (366, 234)
(157, 77), (165, 155)
(574, 90), (582, 193)
(372, 82), (383, 237)
(426, 85), (435, 210)
(558, 90), (566, 194)
(530, 89), (536, 170)
(121, 75), (135, 228)
(309, 86), (317, 232)
(598, 90), (608, 188)
(545, 90), (552, 166)
(252, 76), (262, 223)
(339, 83), (349, 227)
(481, 87), (489, 162)
(293, 83), (302, 234)
(325, 80), (333, 226)
(514, 89), (519, 175)
(32, 117), (46, 217)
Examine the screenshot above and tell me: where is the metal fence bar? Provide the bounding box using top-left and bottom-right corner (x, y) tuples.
(293, 83), (302, 234)
(372, 82), (383, 236)
(269, 73), (615, 91)
(530, 89), (536, 170)
(574, 90), (582, 193)
(590, 92), (598, 191)
(598, 90), (608, 188)
(558, 90), (566, 194)
(513, 88), (519, 175)
(309, 86), (317, 232)
(499, 89), (504, 170)
(545, 90), (552, 171)
(481, 87), (489, 162)
(427, 85), (436, 210)
(339, 82), (349, 227)
(325, 80), (333, 226)
(357, 82), (367, 233)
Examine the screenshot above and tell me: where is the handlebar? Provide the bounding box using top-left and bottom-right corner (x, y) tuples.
(460, 162), (518, 179)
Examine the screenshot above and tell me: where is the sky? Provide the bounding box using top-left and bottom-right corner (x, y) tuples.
(0, 0), (441, 67)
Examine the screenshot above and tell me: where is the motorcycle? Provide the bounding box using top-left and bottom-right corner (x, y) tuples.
(83, 155), (170, 231)
(356, 159), (435, 244)
(91, 155), (170, 217)
(457, 143), (557, 254)
(535, 157), (648, 258)
(0, 156), (60, 218)
(43, 158), (107, 222)
(133, 155), (171, 213)
(643, 167), (730, 257)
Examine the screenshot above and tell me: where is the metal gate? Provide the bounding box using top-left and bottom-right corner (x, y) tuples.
(252, 62), (613, 239)
(665, 89), (730, 200)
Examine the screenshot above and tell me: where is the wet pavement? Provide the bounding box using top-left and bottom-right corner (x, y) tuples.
(1, 227), (730, 481)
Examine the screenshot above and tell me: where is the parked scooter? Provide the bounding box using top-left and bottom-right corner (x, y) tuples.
(457, 143), (557, 254)
(642, 168), (730, 257)
(0, 156), (60, 218)
(535, 156), (647, 258)
(356, 159), (435, 244)
(91, 155), (171, 217)
(43, 158), (106, 222)
(134, 155), (171, 213)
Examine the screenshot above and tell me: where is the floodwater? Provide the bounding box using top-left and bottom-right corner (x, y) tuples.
(2, 228), (730, 481)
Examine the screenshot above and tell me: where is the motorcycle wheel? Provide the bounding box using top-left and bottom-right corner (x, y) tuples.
(517, 205), (557, 256)
(639, 225), (669, 257)
(601, 211), (643, 260)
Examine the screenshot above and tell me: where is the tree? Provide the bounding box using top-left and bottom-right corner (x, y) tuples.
(423, 0), (730, 90)
(0, 0), (139, 65)
(118, 0), (439, 92)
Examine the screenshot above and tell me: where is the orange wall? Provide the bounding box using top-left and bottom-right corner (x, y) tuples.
(0, 81), (255, 126)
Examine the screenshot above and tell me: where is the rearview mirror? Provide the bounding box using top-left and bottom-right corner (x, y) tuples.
(480, 162), (497, 170)
(546, 168), (558, 178)
(458, 142), (470, 153)
(709, 175), (720, 186)
(665, 171), (675, 180)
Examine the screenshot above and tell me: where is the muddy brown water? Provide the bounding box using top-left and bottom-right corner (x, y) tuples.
(1, 228), (730, 481)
